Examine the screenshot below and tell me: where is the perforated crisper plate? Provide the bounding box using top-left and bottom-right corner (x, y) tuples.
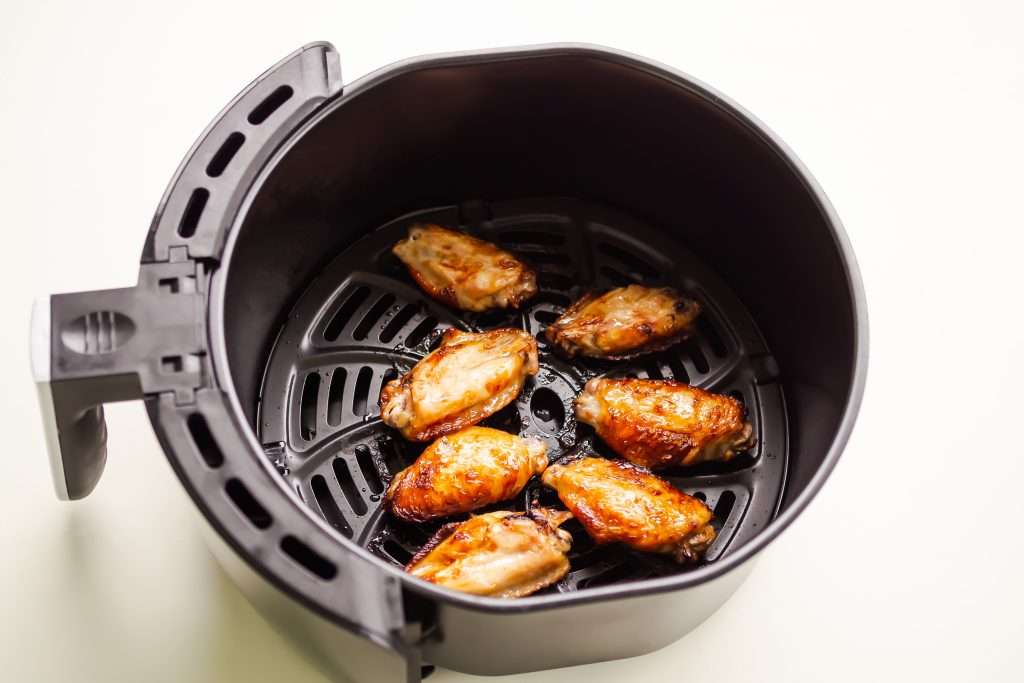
(257, 197), (788, 593)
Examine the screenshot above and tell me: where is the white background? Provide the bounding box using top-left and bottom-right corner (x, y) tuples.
(2, 1), (1022, 681)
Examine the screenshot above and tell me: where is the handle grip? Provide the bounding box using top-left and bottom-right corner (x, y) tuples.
(32, 295), (142, 499)
(31, 262), (205, 500)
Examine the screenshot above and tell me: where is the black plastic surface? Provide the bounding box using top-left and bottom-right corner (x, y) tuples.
(258, 198), (787, 591)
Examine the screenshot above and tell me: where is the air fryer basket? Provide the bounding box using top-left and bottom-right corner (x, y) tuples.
(257, 197), (788, 590)
(32, 43), (866, 682)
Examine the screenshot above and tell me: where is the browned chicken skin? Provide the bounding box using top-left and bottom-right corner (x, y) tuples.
(385, 427), (549, 522)
(542, 457), (715, 563)
(406, 508), (573, 597)
(576, 378), (754, 469)
(380, 328), (539, 442)
(392, 224), (538, 312)
(545, 285), (701, 359)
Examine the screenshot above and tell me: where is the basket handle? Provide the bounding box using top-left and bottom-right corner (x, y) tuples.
(31, 262), (205, 500)
(30, 41), (343, 500)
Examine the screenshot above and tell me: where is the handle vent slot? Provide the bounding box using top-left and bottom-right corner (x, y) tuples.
(177, 188), (209, 238)
(247, 85), (294, 125)
(226, 478), (273, 529)
(187, 413), (223, 468)
(206, 132), (245, 178)
(280, 535), (337, 580)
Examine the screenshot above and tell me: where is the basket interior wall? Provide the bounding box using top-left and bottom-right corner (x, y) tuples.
(222, 53), (857, 535)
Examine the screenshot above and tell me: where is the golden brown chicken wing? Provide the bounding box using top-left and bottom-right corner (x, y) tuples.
(380, 328), (539, 442)
(542, 457), (715, 563)
(544, 285), (700, 359)
(385, 427), (548, 522)
(392, 224), (538, 312)
(575, 378), (753, 469)
(406, 508), (573, 597)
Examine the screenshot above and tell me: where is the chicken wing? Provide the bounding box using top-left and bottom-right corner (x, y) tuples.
(542, 457), (715, 563)
(575, 378), (754, 469)
(406, 508), (573, 597)
(544, 285), (700, 359)
(392, 224), (538, 312)
(385, 427), (548, 522)
(380, 328), (539, 441)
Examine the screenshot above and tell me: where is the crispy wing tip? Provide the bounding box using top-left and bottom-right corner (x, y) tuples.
(529, 507), (573, 529)
(734, 420), (756, 452)
(440, 327), (470, 346)
(673, 524), (717, 564)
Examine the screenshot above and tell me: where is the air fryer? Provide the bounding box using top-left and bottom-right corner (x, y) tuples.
(31, 42), (867, 682)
